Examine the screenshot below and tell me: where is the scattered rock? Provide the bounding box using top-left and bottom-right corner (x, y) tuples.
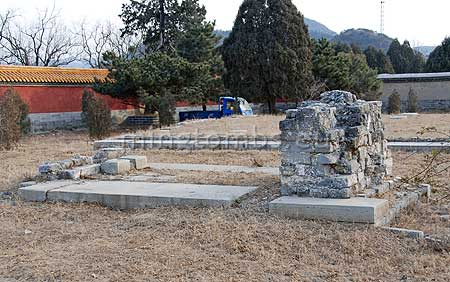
(383, 227), (425, 239)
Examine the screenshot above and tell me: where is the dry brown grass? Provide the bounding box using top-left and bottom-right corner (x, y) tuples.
(392, 151), (450, 199)
(140, 149), (281, 167)
(391, 151), (450, 238)
(1, 202), (450, 282)
(382, 114), (450, 139)
(139, 115), (284, 137)
(0, 132), (93, 192)
(131, 114), (450, 140)
(1, 132), (450, 281)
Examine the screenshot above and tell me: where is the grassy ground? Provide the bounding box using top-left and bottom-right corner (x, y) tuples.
(1, 114), (450, 281)
(382, 114), (450, 139)
(2, 203), (449, 282)
(0, 132), (93, 192)
(137, 115), (284, 138)
(132, 113), (450, 140)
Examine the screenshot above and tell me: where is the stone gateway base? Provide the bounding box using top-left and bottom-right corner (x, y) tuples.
(279, 91), (393, 199)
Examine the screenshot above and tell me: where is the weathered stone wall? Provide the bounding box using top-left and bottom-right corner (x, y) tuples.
(279, 91), (393, 199)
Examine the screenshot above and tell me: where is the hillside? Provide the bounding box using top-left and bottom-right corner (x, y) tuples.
(214, 17), (337, 44)
(215, 22), (433, 57)
(333, 29), (393, 52)
(304, 18), (337, 40)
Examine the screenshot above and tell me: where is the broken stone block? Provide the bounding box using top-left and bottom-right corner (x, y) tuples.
(101, 159), (131, 175)
(120, 156), (148, 170)
(315, 153), (339, 165)
(39, 163), (63, 174)
(59, 169), (81, 180)
(93, 148), (127, 164)
(382, 227), (425, 239)
(71, 156), (93, 167)
(59, 164), (101, 180)
(59, 159), (75, 169)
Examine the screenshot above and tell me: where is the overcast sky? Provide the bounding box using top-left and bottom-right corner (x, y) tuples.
(1, 0), (448, 46)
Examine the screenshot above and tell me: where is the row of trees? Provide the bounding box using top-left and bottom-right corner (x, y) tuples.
(364, 37), (450, 74)
(96, 0), (383, 121)
(363, 39), (425, 74)
(8, 0), (446, 123)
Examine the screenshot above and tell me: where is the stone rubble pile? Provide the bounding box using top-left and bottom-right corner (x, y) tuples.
(38, 148), (149, 180)
(279, 90), (393, 199)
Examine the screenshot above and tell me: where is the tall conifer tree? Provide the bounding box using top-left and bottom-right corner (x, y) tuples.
(221, 0), (313, 113)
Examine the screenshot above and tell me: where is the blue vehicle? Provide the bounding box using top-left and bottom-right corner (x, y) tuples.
(179, 97), (253, 122)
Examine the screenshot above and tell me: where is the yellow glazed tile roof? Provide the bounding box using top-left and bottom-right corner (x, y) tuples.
(0, 65), (109, 85)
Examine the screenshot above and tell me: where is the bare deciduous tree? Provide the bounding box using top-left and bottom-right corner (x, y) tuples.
(0, 10), (14, 41)
(0, 8), (80, 67)
(78, 22), (143, 68)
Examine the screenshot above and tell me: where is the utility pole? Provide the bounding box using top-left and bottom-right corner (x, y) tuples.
(380, 0), (385, 34)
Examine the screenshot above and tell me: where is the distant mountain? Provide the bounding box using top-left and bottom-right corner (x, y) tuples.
(304, 18), (337, 40)
(214, 17), (337, 45)
(214, 30), (230, 46)
(218, 22), (434, 57)
(333, 29), (393, 52)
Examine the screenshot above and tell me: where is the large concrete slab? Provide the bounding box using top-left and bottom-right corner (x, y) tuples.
(18, 181), (79, 202)
(269, 196), (389, 226)
(148, 163), (279, 175)
(21, 181), (257, 209)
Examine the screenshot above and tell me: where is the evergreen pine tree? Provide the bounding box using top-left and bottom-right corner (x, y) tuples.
(221, 0), (313, 113)
(312, 39), (380, 98)
(426, 37), (450, 72)
(387, 39), (425, 73)
(407, 88), (418, 113)
(387, 39), (407, 73)
(364, 46), (394, 74)
(388, 90), (401, 114)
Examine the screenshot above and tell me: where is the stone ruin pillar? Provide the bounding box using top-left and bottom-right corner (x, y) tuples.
(279, 90), (393, 199)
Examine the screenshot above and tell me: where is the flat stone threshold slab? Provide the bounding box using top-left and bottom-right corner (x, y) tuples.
(20, 181), (257, 209)
(269, 196), (389, 226)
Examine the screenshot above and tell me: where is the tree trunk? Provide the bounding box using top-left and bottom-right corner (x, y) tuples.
(267, 97), (277, 114)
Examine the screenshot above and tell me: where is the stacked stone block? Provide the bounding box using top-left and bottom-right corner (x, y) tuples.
(280, 91), (393, 199)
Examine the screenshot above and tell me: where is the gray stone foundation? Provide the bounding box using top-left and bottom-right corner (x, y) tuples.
(279, 91), (393, 199)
